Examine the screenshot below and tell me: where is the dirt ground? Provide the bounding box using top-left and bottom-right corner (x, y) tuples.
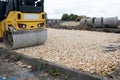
(1, 48), (120, 80)
(59, 21), (80, 27)
(0, 49), (64, 80)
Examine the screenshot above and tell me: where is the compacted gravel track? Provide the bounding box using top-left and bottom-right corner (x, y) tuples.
(0, 28), (120, 75)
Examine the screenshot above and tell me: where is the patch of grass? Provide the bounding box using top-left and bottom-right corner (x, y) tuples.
(51, 68), (60, 77)
(41, 62), (48, 70)
(13, 54), (22, 61)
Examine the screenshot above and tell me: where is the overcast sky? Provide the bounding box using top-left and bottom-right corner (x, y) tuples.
(44, 0), (120, 19)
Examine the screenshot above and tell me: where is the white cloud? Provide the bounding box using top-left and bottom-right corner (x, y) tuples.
(45, 0), (120, 19)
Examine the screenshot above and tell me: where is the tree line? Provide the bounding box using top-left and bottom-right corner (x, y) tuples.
(61, 13), (87, 21)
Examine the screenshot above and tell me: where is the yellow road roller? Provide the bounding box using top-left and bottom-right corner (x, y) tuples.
(0, 0), (47, 49)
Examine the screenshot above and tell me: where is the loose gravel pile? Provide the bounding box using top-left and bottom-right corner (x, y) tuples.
(0, 28), (120, 75)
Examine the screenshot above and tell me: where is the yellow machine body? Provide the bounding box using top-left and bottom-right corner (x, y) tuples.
(0, 11), (46, 35)
(0, 22), (3, 38)
(0, 11), (47, 49)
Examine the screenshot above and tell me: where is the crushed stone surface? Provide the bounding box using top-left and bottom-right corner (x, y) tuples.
(0, 28), (120, 75)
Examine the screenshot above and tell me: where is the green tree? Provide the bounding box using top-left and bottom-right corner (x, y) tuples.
(68, 14), (74, 21)
(73, 14), (78, 21)
(61, 14), (69, 21)
(61, 13), (79, 21)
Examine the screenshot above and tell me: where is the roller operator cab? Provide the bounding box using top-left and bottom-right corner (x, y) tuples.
(0, 0), (47, 49)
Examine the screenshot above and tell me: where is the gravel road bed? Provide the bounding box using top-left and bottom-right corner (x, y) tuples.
(1, 28), (120, 75)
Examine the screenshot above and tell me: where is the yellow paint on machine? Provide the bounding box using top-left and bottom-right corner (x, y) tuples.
(0, 11), (46, 38)
(0, 22), (3, 38)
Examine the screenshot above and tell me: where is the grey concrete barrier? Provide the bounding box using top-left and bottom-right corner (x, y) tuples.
(94, 17), (103, 28)
(80, 18), (87, 25)
(118, 20), (120, 28)
(103, 17), (118, 28)
(86, 18), (95, 27)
